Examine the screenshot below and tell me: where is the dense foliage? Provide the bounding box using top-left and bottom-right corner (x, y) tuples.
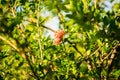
(0, 0), (120, 80)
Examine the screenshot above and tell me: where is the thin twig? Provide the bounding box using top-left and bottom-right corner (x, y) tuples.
(100, 42), (120, 64)
(11, 0), (17, 17)
(76, 45), (101, 71)
(41, 25), (56, 32)
(24, 51), (40, 80)
(0, 35), (19, 52)
(23, 18), (56, 33)
(18, 24), (40, 79)
(86, 44), (103, 59)
(55, 5), (68, 53)
(37, 1), (43, 64)
(94, 0), (98, 8)
(67, 40), (83, 56)
(56, 5), (65, 29)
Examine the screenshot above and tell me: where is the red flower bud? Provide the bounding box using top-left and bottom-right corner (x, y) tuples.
(54, 30), (65, 38)
(53, 38), (61, 45)
(53, 30), (65, 45)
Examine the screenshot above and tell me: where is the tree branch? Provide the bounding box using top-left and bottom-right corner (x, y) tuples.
(41, 25), (56, 32)
(0, 35), (19, 52)
(23, 18), (56, 33)
(18, 24), (40, 80)
(67, 40), (83, 56)
(36, 1), (43, 65)
(100, 42), (120, 64)
(56, 5), (65, 29)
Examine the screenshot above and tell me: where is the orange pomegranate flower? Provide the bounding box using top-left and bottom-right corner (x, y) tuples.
(54, 30), (65, 45)
(54, 30), (65, 38)
(53, 38), (61, 45)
